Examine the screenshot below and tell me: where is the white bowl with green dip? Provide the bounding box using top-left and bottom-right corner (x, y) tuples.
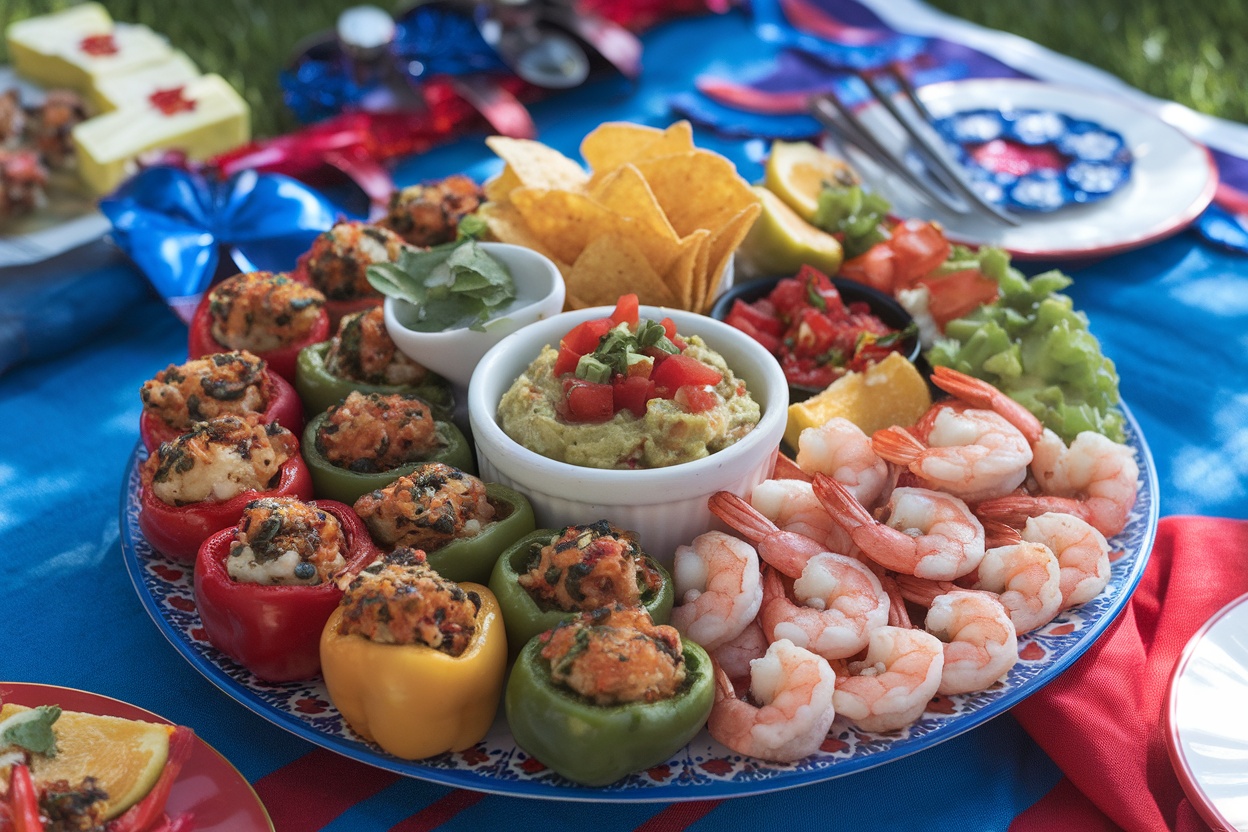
(467, 304), (789, 567)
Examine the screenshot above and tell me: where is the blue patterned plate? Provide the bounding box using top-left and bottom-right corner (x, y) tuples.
(119, 407), (1158, 801)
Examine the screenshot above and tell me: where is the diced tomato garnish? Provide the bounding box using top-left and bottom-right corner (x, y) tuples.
(553, 345), (581, 378)
(651, 354), (723, 396)
(560, 377), (614, 423)
(560, 317), (614, 355)
(609, 293), (640, 327)
(675, 385), (720, 413)
(658, 317), (687, 351)
(612, 374), (653, 418)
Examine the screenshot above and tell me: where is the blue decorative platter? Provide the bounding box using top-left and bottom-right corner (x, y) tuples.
(120, 406), (1158, 802)
(929, 107), (1133, 212)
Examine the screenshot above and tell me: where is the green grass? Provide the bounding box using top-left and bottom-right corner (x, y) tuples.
(2, 1), (1244, 136)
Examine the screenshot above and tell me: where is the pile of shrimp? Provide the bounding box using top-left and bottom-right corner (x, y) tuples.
(670, 366), (1139, 763)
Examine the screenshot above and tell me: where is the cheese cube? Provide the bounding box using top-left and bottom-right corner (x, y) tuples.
(73, 74), (251, 194)
(92, 51), (201, 112)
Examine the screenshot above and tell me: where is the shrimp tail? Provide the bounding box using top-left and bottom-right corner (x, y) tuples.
(980, 518), (1024, 547)
(930, 367), (1044, 444)
(894, 573), (956, 607)
(709, 491), (778, 544)
(811, 474), (874, 532)
(871, 426), (926, 466)
(977, 494), (1085, 528)
(878, 573), (912, 628)
(772, 452), (812, 482)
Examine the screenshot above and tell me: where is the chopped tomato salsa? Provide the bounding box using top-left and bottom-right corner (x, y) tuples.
(725, 265), (916, 391)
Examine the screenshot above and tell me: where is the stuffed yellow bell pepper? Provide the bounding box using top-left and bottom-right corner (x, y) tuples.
(319, 547), (507, 760)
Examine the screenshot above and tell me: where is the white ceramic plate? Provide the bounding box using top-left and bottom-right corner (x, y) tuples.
(836, 78), (1218, 260)
(1165, 592), (1248, 831)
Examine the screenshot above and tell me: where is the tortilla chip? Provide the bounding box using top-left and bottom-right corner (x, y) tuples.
(632, 150), (759, 238)
(483, 164), (522, 203)
(508, 187), (621, 265)
(580, 122), (666, 172)
(565, 233), (678, 310)
(704, 202), (762, 311)
(477, 202), (566, 270)
(485, 137), (588, 193)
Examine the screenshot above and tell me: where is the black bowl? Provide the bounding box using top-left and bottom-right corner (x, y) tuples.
(709, 275), (923, 402)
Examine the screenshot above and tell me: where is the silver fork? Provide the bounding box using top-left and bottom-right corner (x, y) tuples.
(810, 65), (1020, 226)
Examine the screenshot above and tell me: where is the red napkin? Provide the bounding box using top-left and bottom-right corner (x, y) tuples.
(1009, 516), (1248, 832)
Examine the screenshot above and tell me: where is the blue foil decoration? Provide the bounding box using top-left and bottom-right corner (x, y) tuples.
(281, 5), (506, 124)
(100, 166), (352, 316)
(927, 108), (1134, 212)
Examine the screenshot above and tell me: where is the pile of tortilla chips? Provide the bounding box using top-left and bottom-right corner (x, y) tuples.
(479, 121), (761, 314)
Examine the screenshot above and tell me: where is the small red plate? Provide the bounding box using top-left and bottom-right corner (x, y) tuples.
(0, 682), (273, 832)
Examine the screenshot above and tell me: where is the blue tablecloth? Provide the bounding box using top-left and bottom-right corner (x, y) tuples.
(2, 5), (1247, 831)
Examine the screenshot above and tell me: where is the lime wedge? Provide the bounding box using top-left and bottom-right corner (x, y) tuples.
(739, 186), (844, 276)
(763, 140), (858, 222)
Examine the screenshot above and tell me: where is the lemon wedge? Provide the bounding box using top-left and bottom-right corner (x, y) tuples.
(0, 704), (172, 820)
(739, 186), (845, 276)
(785, 352), (931, 448)
(763, 140), (858, 222)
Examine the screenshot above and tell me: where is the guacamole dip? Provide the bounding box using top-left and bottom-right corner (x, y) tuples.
(497, 335), (761, 470)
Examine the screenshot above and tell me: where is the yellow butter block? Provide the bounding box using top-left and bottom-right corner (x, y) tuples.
(7, 8), (172, 93)
(92, 51), (201, 112)
(73, 73), (251, 194)
(6, 2), (114, 88)
(785, 352), (932, 448)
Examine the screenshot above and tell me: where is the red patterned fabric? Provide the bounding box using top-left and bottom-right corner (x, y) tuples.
(1010, 516), (1248, 832)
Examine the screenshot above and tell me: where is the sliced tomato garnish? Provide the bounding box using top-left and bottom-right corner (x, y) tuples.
(560, 377), (614, 423)
(916, 268), (1000, 328)
(651, 354), (723, 396)
(553, 345), (581, 378)
(889, 219), (951, 289)
(840, 243), (897, 295)
(609, 293), (640, 327)
(612, 374), (653, 418)
(560, 317), (614, 355)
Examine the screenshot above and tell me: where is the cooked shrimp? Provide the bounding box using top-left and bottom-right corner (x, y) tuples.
(895, 577), (1018, 695)
(707, 638), (837, 762)
(671, 531), (763, 651)
(708, 491), (829, 579)
(978, 429), (1139, 539)
(795, 417), (892, 509)
(759, 554), (890, 661)
(815, 477), (985, 581)
(710, 617), (769, 682)
(929, 366), (1044, 444)
(872, 405), (1032, 503)
(833, 626), (944, 733)
(1020, 512), (1111, 608)
(972, 538), (1062, 634)
(750, 479), (857, 558)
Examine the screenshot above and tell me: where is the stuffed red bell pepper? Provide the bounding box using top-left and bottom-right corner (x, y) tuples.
(188, 270), (329, 382)
(138, 413), (313, 563)
(138, 350), (304, 453)
(194, 497), (379, 682)
(289, 221), (412, 329)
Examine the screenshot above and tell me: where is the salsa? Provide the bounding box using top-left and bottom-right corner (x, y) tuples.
(725, 265), (916, 391)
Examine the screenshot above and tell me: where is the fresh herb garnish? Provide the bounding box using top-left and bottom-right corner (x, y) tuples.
(574, 320), (678, 381)
(366, 237), (515, 333)
(0, 705), (61, 757)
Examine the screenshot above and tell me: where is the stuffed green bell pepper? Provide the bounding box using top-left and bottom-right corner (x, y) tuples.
(506, 604), (714, 786)
(301, 390), (473, 504)
(353, 462), (535, 584)
(294, 306), (454, 418)
(488, 520), (674, 656)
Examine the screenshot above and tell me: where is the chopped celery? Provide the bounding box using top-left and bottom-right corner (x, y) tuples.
(927, 255), (1124, 444)
(812, 184), (892, 258)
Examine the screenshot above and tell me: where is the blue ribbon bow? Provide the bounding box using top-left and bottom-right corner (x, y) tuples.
(100, 165), (353, 316)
